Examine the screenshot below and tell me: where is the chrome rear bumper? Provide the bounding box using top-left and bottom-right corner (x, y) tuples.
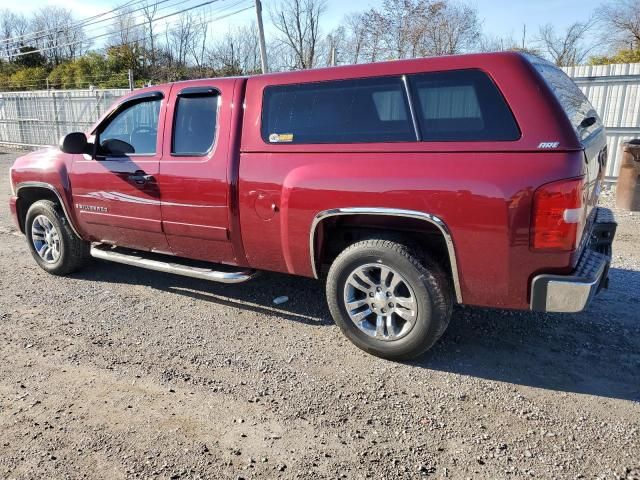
(530, 207), (617, 313)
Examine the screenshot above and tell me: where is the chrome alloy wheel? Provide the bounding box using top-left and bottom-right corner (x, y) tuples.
(343, 263), (418, 341)
(31, 215), (61, 263)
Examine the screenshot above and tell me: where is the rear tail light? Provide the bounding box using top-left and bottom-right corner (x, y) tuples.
(531, 177), (585, 251)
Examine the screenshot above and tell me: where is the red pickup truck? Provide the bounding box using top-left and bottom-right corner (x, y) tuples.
(8, 52), (617, 359)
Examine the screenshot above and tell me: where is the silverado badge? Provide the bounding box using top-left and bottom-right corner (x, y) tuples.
(75, 204), (108, 213)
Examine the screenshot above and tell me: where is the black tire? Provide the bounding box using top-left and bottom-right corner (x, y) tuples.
(24, 199), (90, 275)
(326, 238), (453, 360)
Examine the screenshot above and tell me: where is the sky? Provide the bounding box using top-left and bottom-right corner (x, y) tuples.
(8, 0), (606, 50)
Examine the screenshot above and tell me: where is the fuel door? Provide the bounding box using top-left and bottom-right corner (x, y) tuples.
(253, 190), (279, 220)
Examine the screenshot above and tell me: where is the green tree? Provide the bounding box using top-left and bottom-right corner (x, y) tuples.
(74, 52), (110, 87)
(9, 67), (48, 90)
(589, 49), (640, 65)
(47, 62), (76, 89)
(14, 46), (47, 68)
(46, 53), (128, 89)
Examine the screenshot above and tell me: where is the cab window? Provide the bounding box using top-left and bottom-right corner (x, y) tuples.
(172, 92), (219, 156)
(98, 98), (161, 156)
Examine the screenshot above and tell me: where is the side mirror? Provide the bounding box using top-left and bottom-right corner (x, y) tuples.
(59, 132), (88, 154)
(101, 138), (135, 155)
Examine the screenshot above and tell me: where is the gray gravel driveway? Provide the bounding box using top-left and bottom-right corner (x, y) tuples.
(0, 149), (638, 479)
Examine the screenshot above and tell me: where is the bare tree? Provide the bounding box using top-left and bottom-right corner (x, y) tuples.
(31, 6), (86, 65)
(270, 0), (327, 69)
(142, 0), (158, 68)
(377, 0), (427, 59)
(1, 10), (16, 59)
(537, 20), (596, 66)
(208, 29), (241, 75)
(208, 24), (262, 75)
(106, 7), (144, 74)
(420, 1), (481, 56)
(188, 10), (209, 74)
(108, 7), (142, 47)
(166, 12), (204, 70)
(598, 0), (640, 50)
(342, 12), (368, 64)
(1, 10), (34, 60)
(13, 13), (29, 40)
(339, 0), (480, 63)
(359, 9), (386, 63)
(342, 8), (387, 63)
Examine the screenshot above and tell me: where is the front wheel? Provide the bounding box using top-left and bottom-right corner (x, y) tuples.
(326, 239), (453, 360)
(25, 200), (90, 275)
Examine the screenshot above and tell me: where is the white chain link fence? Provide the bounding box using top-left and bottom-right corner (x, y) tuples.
(0, 89), (129, 148)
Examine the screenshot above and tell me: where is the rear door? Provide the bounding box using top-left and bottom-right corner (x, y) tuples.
(69, 88), (171, 253)
(157, 79), (237, 264)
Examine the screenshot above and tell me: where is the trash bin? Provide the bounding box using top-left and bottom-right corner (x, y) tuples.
(616, 139), (640, 212)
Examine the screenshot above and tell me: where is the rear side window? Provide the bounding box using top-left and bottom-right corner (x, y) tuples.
(409, 69), (520, 141)
(262, 77), (415, 144)
(525, 55), (602, 141)
(172, 93), (219, 155)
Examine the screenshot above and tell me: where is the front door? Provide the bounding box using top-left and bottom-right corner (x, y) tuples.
(69, 88), (171, 253)
(156, 79), (238, 264)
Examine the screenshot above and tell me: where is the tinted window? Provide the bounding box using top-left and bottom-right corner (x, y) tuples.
(172, 93), (219, 155)
(525, 54), (602, 141)
(100, 98), (161, 155)
(409, 70), (520, 141)
(262, 77), (415, 144)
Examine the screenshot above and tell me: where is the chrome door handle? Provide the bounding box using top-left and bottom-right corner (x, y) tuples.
(128, 173), (155, 184)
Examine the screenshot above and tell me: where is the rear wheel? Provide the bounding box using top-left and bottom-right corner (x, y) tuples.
(326, 238), (453, 360)
(25, 200), (90, 275)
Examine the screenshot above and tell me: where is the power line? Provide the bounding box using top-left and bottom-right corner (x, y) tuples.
(103, 0), (254, 53)
(1, 1), (252, 71)
(0, 0), (251, 92)
(112, 2), (252, 51)
(50, 0), (200, 49)
(0, 0), (140, 45)
(0, 0), (147, 46)
(1, 0), (230, 53)
(78, 0), (205, 41)
(2, 0), (239, 59)
(0, 0), (200, 51)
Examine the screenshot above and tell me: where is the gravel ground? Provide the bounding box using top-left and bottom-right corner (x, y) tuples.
(0, 148), (638, 480)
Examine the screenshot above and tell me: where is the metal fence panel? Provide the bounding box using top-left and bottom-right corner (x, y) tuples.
(0, 89), (128, 148)
(563, 63), (640, 181)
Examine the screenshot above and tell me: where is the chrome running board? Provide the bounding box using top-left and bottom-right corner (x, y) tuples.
(90, 244), (257, 284)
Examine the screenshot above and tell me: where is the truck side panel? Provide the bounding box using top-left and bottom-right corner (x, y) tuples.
(238, 52), (585, 310)
(10, 147), (86, 238)
(239, 150), (582, 310)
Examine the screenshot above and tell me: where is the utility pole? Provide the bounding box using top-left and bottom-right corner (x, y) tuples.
(254, 0), (269, 74)
(128, 69), (134, 91)
(330, 47), (336, 67)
